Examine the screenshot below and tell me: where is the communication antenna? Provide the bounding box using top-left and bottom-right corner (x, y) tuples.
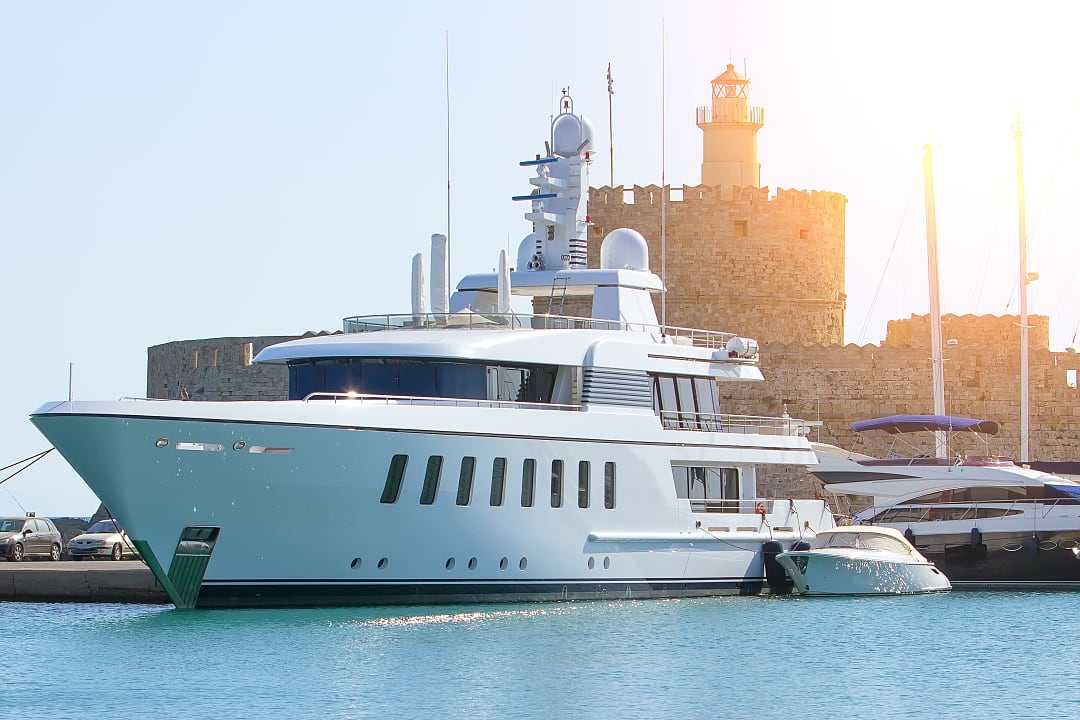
(660, 18), (668, 327)
(444, 31), (452, 297)
(67, 362), (73, 401)
(607, 62), (615, 186)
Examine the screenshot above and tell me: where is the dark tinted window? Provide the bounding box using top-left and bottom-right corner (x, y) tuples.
(902, 486), (1032, 505)
(490, 458), (506, 507)
(604, 462), (616, 509)
(578, 461), (590, 508)
(288, 358), (556, 402)
(381, 454), (408, 503)
(420, 456), (443, 505)
(456, 457), (475, 506)
(521, 459), (536, 507)
(550, 460), (564, 508)
(657, 376), (677, 413)
(676, 376), (697, 428)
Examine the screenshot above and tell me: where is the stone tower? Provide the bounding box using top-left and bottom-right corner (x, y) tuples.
(696, 63), (764, 187)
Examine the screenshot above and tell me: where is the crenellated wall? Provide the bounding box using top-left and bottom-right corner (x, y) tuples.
(534, 184), (847, 346)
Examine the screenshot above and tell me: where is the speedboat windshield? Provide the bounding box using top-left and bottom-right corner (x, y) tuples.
(813, 531), (912, 555)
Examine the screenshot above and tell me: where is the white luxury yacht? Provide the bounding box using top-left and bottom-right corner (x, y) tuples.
(31, 94), (833, 608)
(814, 415), (1080, 589)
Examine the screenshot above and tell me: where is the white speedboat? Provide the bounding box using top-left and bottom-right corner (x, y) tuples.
(30, 92), (834, 608)
(813, 415), (1080, 590)
(776, 526), (951, 596)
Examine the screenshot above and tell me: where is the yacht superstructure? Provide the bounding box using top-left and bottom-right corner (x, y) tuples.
(815, 415), (1080, 589)
(31, 94), (833, 608)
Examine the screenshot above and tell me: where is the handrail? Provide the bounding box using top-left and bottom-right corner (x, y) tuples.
(341, 311), (740, 351)
(659, 410), (816, 436)
(690, 498), (775, 514)
(301, 392), (581, 411)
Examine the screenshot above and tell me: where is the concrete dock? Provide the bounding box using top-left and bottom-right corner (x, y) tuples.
(0, 561), (168, 603)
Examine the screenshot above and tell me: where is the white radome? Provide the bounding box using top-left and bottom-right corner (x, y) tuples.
(552, 113), (594, 157)
(600, 228), (649, 271)
(517, 233), (538, 271)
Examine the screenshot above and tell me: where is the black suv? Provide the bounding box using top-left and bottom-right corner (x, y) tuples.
(0, 516), (63, 561)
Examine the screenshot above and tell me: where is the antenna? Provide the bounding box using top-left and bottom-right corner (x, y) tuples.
(444, 30), (452, 299)
(67, 362), (73, 401)
(607, 62), (615, 187)
(660, 18), (668, 328)
(1015, 112), (1030, 463)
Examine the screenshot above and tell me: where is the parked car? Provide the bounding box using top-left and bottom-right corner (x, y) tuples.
(0, 515), (63, 561)
(67, 519), (138, 561)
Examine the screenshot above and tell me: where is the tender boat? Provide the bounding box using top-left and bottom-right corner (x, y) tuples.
(813, 415), (1080, 590)
(29, 92), (835, 608)
(776, 525), (951, 596)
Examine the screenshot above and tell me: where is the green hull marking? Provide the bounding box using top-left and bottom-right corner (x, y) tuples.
(133, 528), (219, 609)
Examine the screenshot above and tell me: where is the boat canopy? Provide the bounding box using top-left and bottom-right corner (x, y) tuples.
(851, 414), (1000, 435)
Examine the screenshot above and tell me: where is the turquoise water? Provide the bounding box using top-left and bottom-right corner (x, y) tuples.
(2, 593), (1078, 719)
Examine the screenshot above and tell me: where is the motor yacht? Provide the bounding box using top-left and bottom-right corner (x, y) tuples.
(813, 415), (1080, 589)
(30, 94), (834, 608)
(776, 525), (950, 595)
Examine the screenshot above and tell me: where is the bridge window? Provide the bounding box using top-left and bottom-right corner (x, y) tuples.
(673, 465), (740, 512)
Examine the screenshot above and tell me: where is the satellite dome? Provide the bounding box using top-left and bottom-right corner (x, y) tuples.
(600, 228), (649, 271)
(517, 232), (539, 271)
(552, 113), (594, 157)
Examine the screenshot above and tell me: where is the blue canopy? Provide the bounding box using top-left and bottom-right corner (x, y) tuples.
(851, 414), (1000, 435)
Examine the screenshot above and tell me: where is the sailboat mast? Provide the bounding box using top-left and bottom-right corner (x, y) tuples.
(922, 144), (947, 459)
(1015, 117), (1030, 463)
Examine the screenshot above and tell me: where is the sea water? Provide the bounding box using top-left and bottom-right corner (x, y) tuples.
(2, 592), (1077, 719)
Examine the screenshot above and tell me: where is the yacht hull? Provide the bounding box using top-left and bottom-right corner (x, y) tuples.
(32, 404), (829, 608)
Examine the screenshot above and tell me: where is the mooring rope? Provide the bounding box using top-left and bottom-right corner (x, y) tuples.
(0, 448), (54, 487)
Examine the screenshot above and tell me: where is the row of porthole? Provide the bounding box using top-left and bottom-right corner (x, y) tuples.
(588, 556), (612, 570)
(350, 557), (388, 569)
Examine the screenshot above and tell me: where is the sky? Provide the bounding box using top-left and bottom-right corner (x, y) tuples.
(2, 1), (1079, 515)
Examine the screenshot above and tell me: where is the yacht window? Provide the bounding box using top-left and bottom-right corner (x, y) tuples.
(676, 376), (698, 429)
(604, 462), (616, 509)
(676, 466), (740, 512)
(578, 461), (590, 508)
(456, 457), (476, 506)
(901, 486), (1031, 505)
(693, 377), (719, 426)
(490, 457), (507, 507)
(380, 454), (408, 504)
(814, 533), (859, 549)
(550, 460), (564, 508)
(656, 376), (678, 416)
(420, 456), (443, 505)
(859, 534), (912, 554)
(287, 358), (557, 403)
(521, 459), (536, 507)
(872, 508), (929, 523)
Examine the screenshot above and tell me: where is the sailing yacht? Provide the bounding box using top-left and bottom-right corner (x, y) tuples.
(30, 94), (833, 608)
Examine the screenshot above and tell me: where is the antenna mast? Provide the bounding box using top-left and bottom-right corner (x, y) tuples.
(445, 31), (452, 298)
(660, 20), (668, 327)
(922, 144), (947, 459)
(607, 62), (615, 187)
(1015, 115), (1030, 463)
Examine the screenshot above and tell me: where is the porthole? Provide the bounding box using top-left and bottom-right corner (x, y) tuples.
(468, 557), (477, 570)
(499, 557), (508, 570)
(445, 557), (456, 570)
(603, 556), (611, 569)
(587, 557), (595, 570)
(232, 440), (246, 451)
(154, 438), (169, 449)
(350, 557), (362, 569)
(519, 557), (528, 571)
(377, 557), (388, 569)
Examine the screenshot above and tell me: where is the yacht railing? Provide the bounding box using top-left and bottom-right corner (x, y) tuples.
(301, 392), (581, 411)
(861, 497), (1080, 524)
(690, 499), (776, 514)
(342, 312), (738, 351)
(659, 410), (817, 436)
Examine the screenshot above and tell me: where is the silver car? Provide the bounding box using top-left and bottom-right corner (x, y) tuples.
(68, 520), (137, 561)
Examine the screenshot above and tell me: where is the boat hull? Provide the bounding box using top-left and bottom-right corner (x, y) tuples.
(775, 551), (951, 596)
(31, 404), (831, 608)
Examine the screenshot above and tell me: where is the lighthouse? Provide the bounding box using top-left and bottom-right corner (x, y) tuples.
(696, 63), (764, 188)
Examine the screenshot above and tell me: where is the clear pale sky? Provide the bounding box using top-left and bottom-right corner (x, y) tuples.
(2, 1), (1078, 516)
